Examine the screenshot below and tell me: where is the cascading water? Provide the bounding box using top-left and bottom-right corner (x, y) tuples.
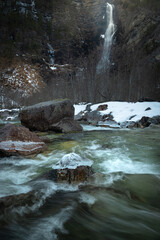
(47, 43), (55, 65)
(47, 43), (57, 70)
(97, 2), (115, 74)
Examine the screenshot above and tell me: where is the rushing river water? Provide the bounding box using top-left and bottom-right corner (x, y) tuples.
(0, 125), (160, 240)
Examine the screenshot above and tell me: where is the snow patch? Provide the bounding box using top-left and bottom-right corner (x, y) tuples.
(101, 34), (105, 39)
(2, 64), (44, 97)
(50, 66), (57, 71)
(74, 102), (160, 124)
(74, 103), (88, 115)
(91, 102), (160, 123)
(0, 141), (45, 151)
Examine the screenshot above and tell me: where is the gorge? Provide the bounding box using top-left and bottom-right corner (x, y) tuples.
(0, 0), (160, 108)
(0, 1), (160, 240)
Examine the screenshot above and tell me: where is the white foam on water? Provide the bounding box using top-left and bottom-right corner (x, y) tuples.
(88, 140), (101, 150)
(81, 124), (125, 131)
(79, 193), (96, 205)
(0, 184), (32, 198)
(0, 150), (80, 198)
(0, 167), (36, 185)
(81, 139), (160, 178)
(52, 152), (93, 169)
(26, 205), (73, 240)
(99, 148), (159, 175)
(11, 180), (58, 217)
(38, 150), (66, 166)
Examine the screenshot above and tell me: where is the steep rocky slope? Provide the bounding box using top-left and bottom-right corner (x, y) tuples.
(0, 0), (159, 108)
(110, 0), (160, 101)
(0, 0), (107, 107)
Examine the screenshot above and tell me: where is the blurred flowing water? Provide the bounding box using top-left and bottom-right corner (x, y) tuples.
(0, 126), (160, 240)
(97, 2), (116, 73)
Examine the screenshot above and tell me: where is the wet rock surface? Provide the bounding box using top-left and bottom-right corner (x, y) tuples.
(0, 191), (39, 216)
(39, 166), (94, 184)
(0, 124), (47, 157)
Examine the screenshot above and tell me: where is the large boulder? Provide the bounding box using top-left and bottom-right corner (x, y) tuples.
(0, 124), (47, 157)
(19, 99), (82, 132)
(38, 166), (94, 184)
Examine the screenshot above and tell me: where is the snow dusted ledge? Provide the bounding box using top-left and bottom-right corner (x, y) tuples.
(0, 141), (45, 151)
(74, 102), (160, 128)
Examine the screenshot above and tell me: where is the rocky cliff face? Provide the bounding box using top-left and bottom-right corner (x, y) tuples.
(0, 0), (107, 107)
(0, 0), (159, 108)
(110, 0), (160, 101)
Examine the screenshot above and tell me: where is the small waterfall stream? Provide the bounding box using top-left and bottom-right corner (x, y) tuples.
(97, 2), (116, 74)
(47, 43), (55, 65)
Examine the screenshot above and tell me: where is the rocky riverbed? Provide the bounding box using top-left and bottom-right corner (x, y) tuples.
(0, 124), (160, 240)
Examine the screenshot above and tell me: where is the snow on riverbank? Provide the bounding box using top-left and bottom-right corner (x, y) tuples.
(74, 102), (160, 124)
(0, 101), (159, 126)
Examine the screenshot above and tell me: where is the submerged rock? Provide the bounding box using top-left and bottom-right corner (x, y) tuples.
(38, 166), (94, 184)
(0, 191), (39, 216)
(38, 136), (52, 143)
(0, 124), (47, 157)
(19, 99), (82, 133)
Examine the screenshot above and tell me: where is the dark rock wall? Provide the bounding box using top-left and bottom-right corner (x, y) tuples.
(109, 0), (160, 102)
(0, 0), (159, 108)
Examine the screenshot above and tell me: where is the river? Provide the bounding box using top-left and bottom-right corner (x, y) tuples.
(0, 124), (160, 240)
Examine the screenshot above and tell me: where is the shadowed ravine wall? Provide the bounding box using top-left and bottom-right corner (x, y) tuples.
(0, 0), (159, 108)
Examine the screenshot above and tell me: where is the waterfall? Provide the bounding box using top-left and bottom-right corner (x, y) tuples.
(47, 43), (55, 65)
(97, 2), (115, 74)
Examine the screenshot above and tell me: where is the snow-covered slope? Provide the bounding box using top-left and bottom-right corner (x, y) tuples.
(74, 102), (160, 125)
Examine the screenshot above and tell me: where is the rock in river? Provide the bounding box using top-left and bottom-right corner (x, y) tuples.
(0, 124), (47, 157)
(38, 166), (94, 184)
(19, 99), (82, 133)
